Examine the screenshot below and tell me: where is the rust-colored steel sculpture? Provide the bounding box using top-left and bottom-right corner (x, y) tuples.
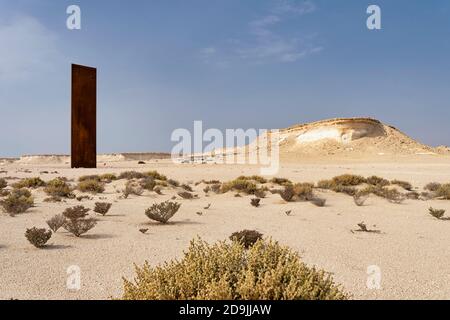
(71, 64), (97, 168)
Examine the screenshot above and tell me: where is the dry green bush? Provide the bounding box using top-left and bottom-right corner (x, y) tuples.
(332, 174), (366, 186)
(361, 186), (405, 204)
(210, 184), (221, 194)
(424, 182), (441, 192)
(366, 176), (390, 187)
(77, 179), (105, 194)
(44, 178), (73, 198)
(139, 177), (156, 191)
(202, 180), (221, 185)
(63, 205), (90, 220)
(221, 179), (257, 195)
(391, 180), (413, 191)
(178, 191), (194, 199)
(122, 238), (348, 300)
(145, 200), (181, 224)
(46, 214), (66, 232)
(428, 207), (447, 220)
(119, 171), (145, 180)
(293, 183), (314, 201)
(280, 185), (295, 202)
(332, 185), (357, 196)
(100, 173), (117, 183)
(310, 197), (326, 207)
(229, 230), (263, 248)
(270, 177), (292, 186)
(0, 188), (34, 215)
(316, 179), (334, 189)
(0, 178), (7, 189)
(25, 227), (52, 248)
(146, 171), (167, 181)
(123, 181), (144, 198)
(79, 175), (100, 182)
(94, 202), (112, 216)
(435, 183), (450, 199)
(13, 177), (46, 189)
(237, 176), (267, 184)
(250, 198), (261, 207)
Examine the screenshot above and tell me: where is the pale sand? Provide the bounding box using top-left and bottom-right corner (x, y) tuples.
(1, 157), (450, 300)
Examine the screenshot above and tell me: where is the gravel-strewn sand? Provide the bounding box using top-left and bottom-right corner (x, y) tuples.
(1, 157), (450, 300)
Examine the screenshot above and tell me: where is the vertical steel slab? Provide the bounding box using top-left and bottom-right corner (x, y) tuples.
(71, 64), (97, 168)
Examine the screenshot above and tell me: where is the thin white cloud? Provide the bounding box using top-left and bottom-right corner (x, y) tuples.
(199, 0), (321, 66)
(0, 16), (60, 82)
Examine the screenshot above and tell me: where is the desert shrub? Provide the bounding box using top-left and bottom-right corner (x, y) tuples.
(310, 197), (326, 207)
(406, 191), (420, 200)
(44, 196), (62, 203)
(79, 175), (100, 182)
(391, 180), (413, 191)
(270, 177), (292, 186)
(428, 207), (446, 220)
(77, 179), (105, 194)
(119, 171), (145, 180)
(178, 191), (194, 199)
(122, 238), (348, 300)
(203, 186), (210, 194)
(154, 187), (162, 195)
(203, 180), (221, 185)
(366, 176), (390, 187)
(145, 201), (181, 223)
(100, 173), (117, 183)
(210, 184), (221, 194)
(332, 185), (357, 196)
(280, 185), (295, 202)
(167, 179), (180, 187)
(0, 188), (34, 215)
(230, 230), (263, 248)
(332, 174), (366, 186)
(250, 198), (261, 207)
(94, 202), (112, 216)
(362, 186), (405, 204)
(221, 179), (257, 195)
(13, 177), (45, 189)
(316, 179), (334, 189)
(237, 176), (267, 184)
(424, 182), (441, 192)
(293, 183), (314, 200)
(123, 181), (144, 198)
(44, 178), (73, 198)
(25, 227), (52, 248)
(0, 189), (10, 197)
(62, 205), (96, 237)
(254, 189), (266, 199)
(435, 183), (450, 200)
(353, 192), (368, 206)
(46, 214), (66, 232)
(139, 177), (156, 191)
(63, 218), (97, 237)
(181, 184), (193, 192)
(146, 171), (167, 181)
(0, 178), (7, 189)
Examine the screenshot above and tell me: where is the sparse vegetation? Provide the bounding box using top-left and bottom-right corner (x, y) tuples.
(145, 200), (181, 224)
(424, 182), (441, 192)
(146, 171), (167, 181)
(270, 177), (292, 186)
(77, 179), (105, 194)
(181, 184), (193, 192)
(167, 179), (180, 187)
(332, 174), (366, 186)
(229, 230), (263, 248)
(360, 186), (405, 204)
(210, 184), (221, 194)
(354, 222), (380, 234)
(293, 183), (314, 200)
(13, 177), (45, 189)
(366, 176), (390, 187)
(221, 179), (257, 195)
(44, 178), (73, 198)
(391, 180), (413, 191)
(0, 188), (34, 216)
(435, 183), (450, 200)
(178, 191), (194, 199)
(250, 198), (261, 207)
(139, 177), (156, 191)
(94, 202), (112, 216)
(0, 178), (7, 189)
(100, 173), (117, 183)
(46, 214), (66, 232)
(254, 189), (266, 198)
(237, 175), (267, 184)
(62, 205), (96, 237)
(79, 175), (100, 182)
(428, 207), (446, 220)
(122, 238), (348, 300)
(119, 171), (145, 180)
(25, 227), (52, 248)
(123, 181), (144, 198)
(280, 185), (295, 202)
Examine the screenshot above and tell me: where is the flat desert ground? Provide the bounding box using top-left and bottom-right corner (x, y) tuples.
(1, 156), (450, 300)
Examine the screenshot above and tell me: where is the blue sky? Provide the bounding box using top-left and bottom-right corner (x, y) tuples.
(0, 0), (450, 156)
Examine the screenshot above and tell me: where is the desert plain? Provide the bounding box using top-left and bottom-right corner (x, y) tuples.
(1, 118), (450, 300)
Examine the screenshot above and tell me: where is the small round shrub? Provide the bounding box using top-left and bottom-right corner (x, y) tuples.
(0, 188), (34, 215)
(122, 238), (348, 300)
(44, 178), (73, 198)
(13, 177), (46, 189)
(0, 178), (7, 189)
(77, 179), (105, 194)
(25, 227), (52, 248)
